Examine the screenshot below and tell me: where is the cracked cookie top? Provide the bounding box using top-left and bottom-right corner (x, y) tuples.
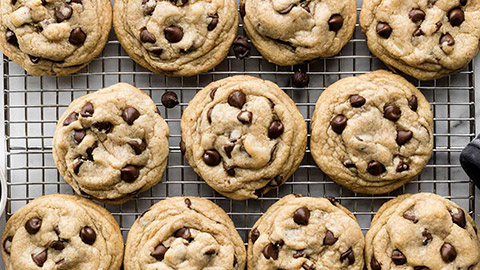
(124, 197), (246, 270)
(180, 76), (307, 200)
(360, 0), (480, 80)
(366, 193), (480, 270)
(0, 0), (112, 76)
(113, 0), (238, 76)
(247, 194), (365, 270)
(310, 70), (433, 194)
(240, 0), (356, 66)
(52, 83), (170, 204)
(1, 194), (123, 270)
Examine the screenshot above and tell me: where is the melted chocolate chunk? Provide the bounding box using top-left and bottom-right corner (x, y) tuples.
(151, 243), (168, 260)
(268, 120), (284, 138)
(228, 91), (246, 108)
(179, 140), (186, 155)
(292, 69), (309, 88)
(396, 130), (413, 145)
(263, 243), (278, 260)
(250, 228), (260, 243)
(140, 27), (156, 43)
(328, 14), (344, 32)
(350, 95), (366, 107)
(5, 30), (18, 47)
(371, 256), (382, 270)
(184, 198), (191, 208)
(440, 243), (457, 262)
(409, 8), (425, 23)
(422, 229), (433, 245)
(451, 208), (466, 228)
(340, 248), (355, 265)
(3, 236), (12, 255)
(207, 14), (219, 30)
(367, 161), (385, 176)
(278, 3), (293, 14)
(323, 230), (338, 245)
(440, 33), (455, 46)
(377, 22), (392, 38)
(80, 226), (96, 245)
(63, 112), (78, 126)
(73, 158), (83, 174)
(128, 140), (146, 155)
(237, 110), (253, 124)
(408, 96), (418, 111)
(25, 218), (42, 234)
(293, 207), (310, 225)
(384, 104), (401, 121)
(51, 240), (67, 250)
(121, 165), (140, 182)
(174, 228), (191, 240)
(92, 122), (112, 133)
(392, 249), (406, 265)
(161, 91), (179, 108)
(448, 7), (465, 27)
(32, 249), (48, 267)
(69, 27), (87, 45)
(224, 144), (234, 158)
(233, 35), (250, 59)
(331, 115), (347, 134)
(203, 149), (221, 166)
(80, 102), (94, 117)
(164, 26), (183, 43)
(74, 129), (86, 143)
(55, 3), (73, 22)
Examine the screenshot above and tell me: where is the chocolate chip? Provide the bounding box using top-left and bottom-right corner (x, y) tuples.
(328, 14), (344, 32)
(92, 122), (112, 133)
(184, 198), (191, 208)
(240, 2), (245, 17)
(80, 102), (94, 117)
(223, 162), (235, 176)
(11, 0), (16, 4)
(449, 7), (465, 27)
(409, 8), (425, 23)
(408, 96), (418, 111)
(461, 0), (467, 5)
(206, 14), (220, 31)
(441, 243), (457, 262)
(397, 130), (413, 145)
(293, 250), (305, 258)
(292, 69), (309, 87)
(440, 33), (455, 46)
(377, 22), (392, 38)
(392, 249), (406, 265)
(73, 158), (83, 174)
(278, 3), (293, 14)
(340, 248), (354, 265)
(51, 240), (67, 250)
(403, 207), (417, 223)
(140, 27), (156, 43)
(263, 243), (278, 260)
(80, 226), (96, 245)
(32, 249), (47, 267)
(5, 30), (18, 47)
(367, 161), (385, 176)
(371, 256), (382, 270)
(207, 107), (213, 123)
(350, 95), (366, 107)
(344, 161), (356, 169)
(331, 115), (347, 134)
(121, 165), (140, 182)
(151, 243), (168, 260)
(74, 129), (86, 143)
(302, 262), (315, 270)
(69, 27), (86, 45)
(396, 160), (409, 172)
(233, 35), (250, 59)
(293, 207), (310, 225)
(71, 0), (82, 4)
(413, 28), (424, 37)
(122, 107), (140, 125)
(128, 140), (146, 155)
(237, 110), (252, 124)
(384, 104), (401, 121)
(54, 226), (60, 236)
(224, 144), (234, 158)
(3, 236), (12, 255)
(175, 228), (191, 240)
(250, 228), (260, 243)
(205, 249), (216, 255)
(25, 218), (42, 234)
(323, 230), (338, 245)
(63, 112), (78, 126)
(55, 3), (73, 22)
(180, 140), (186, 155)
(451, 208), (466, 228)
(164, 26), (183, 43)
(270, 175), (283, 186)
(210, 88), (217, 99)
(29, 55), (40, 64)
(268, 120), (284, 139)
(161, 91), (179, 108)
(422, 229), (432, 245)
(228, 91), (246, 108)
(300, 1), (310, 12)
(203, 149), (221, 166)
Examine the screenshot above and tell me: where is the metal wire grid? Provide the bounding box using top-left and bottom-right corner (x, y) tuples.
(1, 7), (477, 245)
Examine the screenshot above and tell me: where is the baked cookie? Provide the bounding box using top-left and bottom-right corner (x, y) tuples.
(1, 194), (124, 270)
(124, 196), (246, 270)
(52, 83), (170, 204)
(360, 0), (480, 80)
(180, 76), (307, 200)
(366, 193), (480, 270)
(247, 194), (365, 269)
(113, 0), (238, 76)
(0, 0), (112, 76)
(240, 0), (356, 66)
(310, 70), (433, 194)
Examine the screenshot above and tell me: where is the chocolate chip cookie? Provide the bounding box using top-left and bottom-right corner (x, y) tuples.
(240, 0), (356, 66)
(0, 0), (112, 76)
(52, 83), (170, 204)
(366, 193), (480, 270)
(360, 0), (480, 80)
(1, 194), (124, 270)
(124, 197), (246, 270)
(113, 0), (238, 76)
(180, 76), (307, 200)
(247, 194), (365, 269)
(310, 70), (433, 194)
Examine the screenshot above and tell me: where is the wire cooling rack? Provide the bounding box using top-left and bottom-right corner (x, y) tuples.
(1, 5), (478, 255)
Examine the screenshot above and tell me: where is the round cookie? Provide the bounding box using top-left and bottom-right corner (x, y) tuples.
(247, 194), (365, 269)
(365, 193), (480, 270)
(310, 70), (433, 194)
(124, 196), (246, 270)
(240, 0), (356, 66)
(113, 0), (238, 76)
(180, 75), (307, 200)
(360, 0), (480, 80)
(52, 83), (170, 204)
(1, 194), (124, 270)
(0, 0), (112, 76)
